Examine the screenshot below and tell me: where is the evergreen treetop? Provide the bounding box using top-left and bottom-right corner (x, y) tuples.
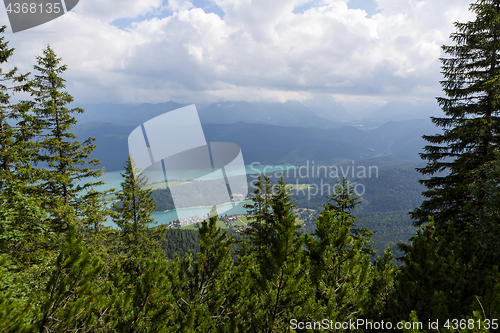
(412, 0), (500, 228)
(0, 25), (31, 188)
(28, 45), (104, 232)
(112, 156), (164, 277)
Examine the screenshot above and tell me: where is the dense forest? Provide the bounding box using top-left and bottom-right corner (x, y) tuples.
(2, 0), (500, 331)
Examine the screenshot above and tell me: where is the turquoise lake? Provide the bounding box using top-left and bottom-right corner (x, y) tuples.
(79, 164), (296, 228)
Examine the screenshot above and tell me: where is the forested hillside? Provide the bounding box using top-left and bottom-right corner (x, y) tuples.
(73, 118), (440, 172)
(2, 1), (500, 331)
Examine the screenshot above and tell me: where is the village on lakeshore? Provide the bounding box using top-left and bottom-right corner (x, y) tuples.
(171, 208), (318, 233)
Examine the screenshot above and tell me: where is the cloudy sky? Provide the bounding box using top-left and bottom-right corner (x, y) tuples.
(2, 0), (474, 109)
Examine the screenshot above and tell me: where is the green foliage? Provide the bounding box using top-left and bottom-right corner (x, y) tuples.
(35, 223), (106, 332)
(161, 228), (200, 260)
(26, 45), (105, 233)
(0, 25), (31, 189)
(152, 187), (176, 211)
(465, 148), (500, 252)
(240, 174), (274, 259)
(411, 0), (500, 228)
(0, 255), (33, 332)
(474, 266), (500, 320)
(0, 179), (48, 263)
(393, 216), (500, 328)
(110, 254), (174, 332)
(0, 178), (55, 304)
(168, 211), (238, 331)
(306, 178), (374, 324)
(112, 156), (164, 273)
(241, 175), (315, 332)
(366, 247), (397, 321)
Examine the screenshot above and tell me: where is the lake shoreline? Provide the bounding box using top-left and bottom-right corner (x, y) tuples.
(157, 199), (252, 215)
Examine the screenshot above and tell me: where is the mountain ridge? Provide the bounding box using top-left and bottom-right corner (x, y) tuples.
(73, 119), (441, 172)
(74, 100), (443, 129)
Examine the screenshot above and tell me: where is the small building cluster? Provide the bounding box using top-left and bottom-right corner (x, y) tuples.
(174, 215), (207, 227)
(294, 208), (318, 225)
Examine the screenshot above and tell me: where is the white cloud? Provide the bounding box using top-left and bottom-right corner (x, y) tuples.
(73, 0), (164, 22)
(167, 0), (194, 12)
(2, 0), (474, 105)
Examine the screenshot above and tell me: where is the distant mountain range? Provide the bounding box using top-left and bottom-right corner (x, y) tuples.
(73, 118), (442, 172)
(74, 100), (444, 129)
(360, 101), (443, 122)
(198, 101), (344, 128)
(69, 99), (445, 171)
(75, 101), (186, 126)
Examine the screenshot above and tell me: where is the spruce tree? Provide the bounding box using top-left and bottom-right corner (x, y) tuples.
(108, 156), (173, 331)
(325, 177), (374, 255)
(112, 156), (163, 277)
(0, 25), (30, 188)
(366, 248), (397, 322)
(411, 0), (500, 228)
(241, 175), (314, 332)
(306, 178), (373, 324)
(0, 179), (56, 306)
(168, 207), (238, 331)
(35, 223), (109, 332)
(27, 45), (104, 232)
(240, 174), (273, 260)
(0, 179), (48, 267)
(400, 1), (500, 325)
(394, 218), (488, 324)
(110, 252), (173, 332)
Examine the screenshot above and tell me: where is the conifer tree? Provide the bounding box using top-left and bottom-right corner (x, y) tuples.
(399, 0), (500, 325)
(112, 156), (163, 277)
(0, 177), (57, 307)
(35, 223), (108, 332)
(326, 177), (374, 255)
(325, 177), (360, 217)
(306, 178), (373, 324)
(0, 25), (31, 188)
(394, 217), (495, 324)
(240, 174), (273, 259)
(168, 207), (239, 331)
(111, 252), (174, 332)
(366, 247), (397, 322)
(0, 179), (48, 267)
(242, 175), (314, 332)
(106, 157), (172, 332)
(27, 45), (104, 232)
(395, 220), (454, 322)
(411, 0), (500, 228)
